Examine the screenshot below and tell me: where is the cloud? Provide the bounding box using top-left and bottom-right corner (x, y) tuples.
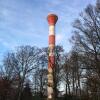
(0, 38), (17, 50)
(0, 0), (96, 55)
(56, 34), (64, 44)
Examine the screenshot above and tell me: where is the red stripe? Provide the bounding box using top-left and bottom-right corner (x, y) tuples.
(48, 56), (55, 68)
(49, 35), (55, 44)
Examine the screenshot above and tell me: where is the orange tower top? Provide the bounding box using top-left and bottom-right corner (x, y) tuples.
(47, 14), (58, 25)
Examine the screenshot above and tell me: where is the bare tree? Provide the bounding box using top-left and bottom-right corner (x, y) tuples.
(34, 69), (47, 97)
(71, 1), (100, 99)
(3, 45), (40, 100)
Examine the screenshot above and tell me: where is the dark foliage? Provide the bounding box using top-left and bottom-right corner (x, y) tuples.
(20, 83), (33, 100)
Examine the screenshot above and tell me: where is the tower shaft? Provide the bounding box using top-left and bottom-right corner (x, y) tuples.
(47, 14), (58, 100)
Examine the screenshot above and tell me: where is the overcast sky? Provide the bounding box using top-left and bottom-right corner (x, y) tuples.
(0, 0), (96, 63)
